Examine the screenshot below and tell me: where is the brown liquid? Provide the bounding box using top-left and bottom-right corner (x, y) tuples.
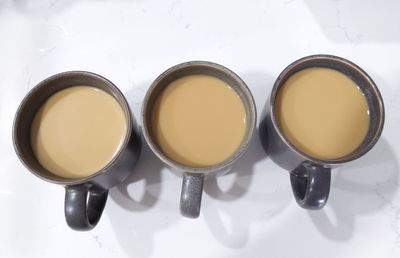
(31, 86), (127, 179)
(151, 75), (247, 167)
(276, 68), (370, 160)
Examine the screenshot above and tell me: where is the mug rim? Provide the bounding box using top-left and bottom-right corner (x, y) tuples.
(13, 71), (134, 185)
(269, 54), (385, 166)
(141, 61), (257, 174)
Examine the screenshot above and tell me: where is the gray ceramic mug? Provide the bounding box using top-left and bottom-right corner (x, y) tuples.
(260, 55), (385, 209)
(142, 61), (256, 218)
(13, 71), (141, 230)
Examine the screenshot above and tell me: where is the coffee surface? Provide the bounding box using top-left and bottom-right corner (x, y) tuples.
(31, 86), (127, 178)
(276, 67), (370, 160)
(151, 74), (247, 167)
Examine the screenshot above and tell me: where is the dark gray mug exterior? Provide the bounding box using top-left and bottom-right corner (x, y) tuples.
(260, 54), (385, 209)
(13, 71), (141, 230)
(142, 61), (256, 218)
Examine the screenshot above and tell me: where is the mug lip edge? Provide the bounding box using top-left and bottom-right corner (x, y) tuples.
(269, 54), (385, 166)
(12, 70), (134, 186)
(141, 60), (257, 173)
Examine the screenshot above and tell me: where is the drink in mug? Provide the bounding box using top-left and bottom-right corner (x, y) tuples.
(150, 74), (247, 167)
(142, 61), (256, 218)
(31, 86), (128, 179)
(260, 55), (384, 209)
(275, 67), (370, 160)
(13, 72), (141, 230)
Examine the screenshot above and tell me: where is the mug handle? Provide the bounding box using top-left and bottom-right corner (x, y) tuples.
(290, 162), (331, 210)
(180, 173), (204, 218)
(64, 184), (108, 230)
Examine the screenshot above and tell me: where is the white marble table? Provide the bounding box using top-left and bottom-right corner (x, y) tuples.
(1, 0), (400, 257)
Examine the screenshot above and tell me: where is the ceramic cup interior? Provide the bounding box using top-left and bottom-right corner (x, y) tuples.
(270, 55), (385, 165)
(142, 61), (257, 173)
(13, 71), (133, 184)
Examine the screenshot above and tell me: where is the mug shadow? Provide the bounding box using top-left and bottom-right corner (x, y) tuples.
(106, 81), (181, 258)
(201, 71), (292, 248)
(204, 133), (265, 201)
(230, 137), (399, 258)
(109, 79), (159, 212)
(106, 134), (165, 257)
(308, 138), (399, 241)
(109, 133), (163, 212)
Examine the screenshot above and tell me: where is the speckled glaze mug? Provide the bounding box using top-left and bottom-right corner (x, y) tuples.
(260, 55), (385, 209)
(142, 61), (256, 218)
(13, 71), (141, 230)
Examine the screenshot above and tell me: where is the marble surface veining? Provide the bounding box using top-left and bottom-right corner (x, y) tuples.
(1, 0), (400, 257)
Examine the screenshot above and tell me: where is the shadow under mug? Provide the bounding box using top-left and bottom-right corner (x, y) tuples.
(13, 71), (141, 230)
(142, 61), (257, 218)
(260, 54), (385, 209)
